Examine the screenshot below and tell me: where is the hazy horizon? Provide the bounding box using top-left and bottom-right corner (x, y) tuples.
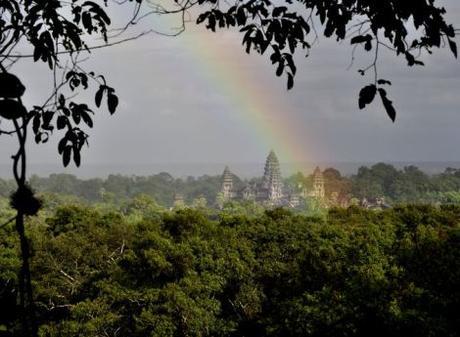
(1, 160), (459, 179)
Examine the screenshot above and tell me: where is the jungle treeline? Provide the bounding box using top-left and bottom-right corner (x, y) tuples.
(0, 196), (459, 337)
(1, 163), (460, 207)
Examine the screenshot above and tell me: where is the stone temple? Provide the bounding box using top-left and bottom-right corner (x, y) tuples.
(221, 166), (236, 200)
(262, 150), (284, 202)
(219, 150), (325, 207)
(311, 166), (325, 199)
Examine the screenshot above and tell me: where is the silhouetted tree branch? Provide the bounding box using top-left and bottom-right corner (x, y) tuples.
(188, 0), (457, 120)
(0, 1), (139, 335)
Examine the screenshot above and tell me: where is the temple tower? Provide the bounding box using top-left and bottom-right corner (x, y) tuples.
(173, 192), (185, 208)
(262, 150), (283, 202)
(312, 166), (325, 198)
(220, 166), (235, 201)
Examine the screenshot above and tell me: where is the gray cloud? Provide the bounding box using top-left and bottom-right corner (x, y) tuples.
(1, 0), (459, 177)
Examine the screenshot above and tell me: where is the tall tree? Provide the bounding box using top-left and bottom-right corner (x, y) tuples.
(0, 1), (126, 335)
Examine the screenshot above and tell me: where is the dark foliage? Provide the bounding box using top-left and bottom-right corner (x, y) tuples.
(0, 203), (458, 336)
(9, 185), (42, 216)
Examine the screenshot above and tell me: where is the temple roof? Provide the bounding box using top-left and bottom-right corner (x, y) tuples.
(263, 151), (282, 180)
(313, 166), (322, 176)
(222, 166), (234, 183)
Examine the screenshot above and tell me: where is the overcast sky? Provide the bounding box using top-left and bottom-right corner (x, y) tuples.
(2, 0), (460, 176)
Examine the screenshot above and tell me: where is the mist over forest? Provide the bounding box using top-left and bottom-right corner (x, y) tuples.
(0, 161), (459, 179)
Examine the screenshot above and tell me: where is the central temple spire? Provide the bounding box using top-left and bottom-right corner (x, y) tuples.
(221, 166), (235, 201)
(262, 150), (283, 202)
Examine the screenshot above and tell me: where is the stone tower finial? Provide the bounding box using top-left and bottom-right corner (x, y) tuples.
(263, 150), (283, 202)
(173, 192), (185, 208)
(221, 166), (235, 201)
(313, 166), (325, 198)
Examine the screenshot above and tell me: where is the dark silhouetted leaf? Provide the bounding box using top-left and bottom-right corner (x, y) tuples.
(364, 40), (372, 51)
(196, 13), (208, 24)
(405, 52), (424, 66)
(236, 7), (246, 26)
(405, 52), (415, 66)
(358, 85), (377, 109)
(378, 88), (396, 122)
(72, 109), (81, 124)
(276, 62), (284, 76)
(287, 73), (294, 90)
(32, 114), (41, 134)
(377, 79), (392, 86)
(0, 73), (25, 98)
(350, 34), (372, 45)
(95, 85), (104, 107)
(59, 94), (65, 107)
(82, 11), (93, 34)
(33, 45), (41, 62)
(81, 110), (93, 128)
(107, 92), (118, 114)
(448, 39), (457, 58)
(58, 137), (66, 154)
(73, 147), (81, 167)
(57, 115), (67, 130)
(272, 6), (287, 17)
(63, 146), (71, 167)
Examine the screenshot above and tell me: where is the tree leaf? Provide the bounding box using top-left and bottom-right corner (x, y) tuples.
(272, 6), (287, 17)
(196, 13), (208, 24)
(73, 147), (81, 167)
(378, 88), (397, 122)
(95, 85), (105, 107)
(448, 39), (457, 58)
(65, 71), (76, 82)
(276, 61), (284, 76)
(236, 7), (246, 26)
(57, 115), (67, 130)
(58, 137), (66, 154)
(377, 79), (392, 86)
(59, 94), (65, 107)
(364, 40), (372, 51)
(405, 52), (415, 66)
(32, 114), (41, 134)
(287, 73), (294, 90)
(350, 34), (372, 45)
(72, 108), (81, 124)
(107, 92), (119, 114)
(63, 146), (72, 167)
(82, 11), (93, 34)
(358, 85), (377, 109)
(81, 110), (93, 128)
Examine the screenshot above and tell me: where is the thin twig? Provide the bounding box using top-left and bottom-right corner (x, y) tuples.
(1, 31), (157, 59)
(0, 215), (17, 230)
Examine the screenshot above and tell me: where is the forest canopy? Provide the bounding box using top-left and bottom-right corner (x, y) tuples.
(0, 201), (460, 336)
(0, 163), (458, 207)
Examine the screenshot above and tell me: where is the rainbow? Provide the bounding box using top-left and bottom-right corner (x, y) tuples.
(155, 14), (315, 172)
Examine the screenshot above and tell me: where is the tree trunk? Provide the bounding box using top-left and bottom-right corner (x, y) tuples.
(15, 211), (37, 337)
